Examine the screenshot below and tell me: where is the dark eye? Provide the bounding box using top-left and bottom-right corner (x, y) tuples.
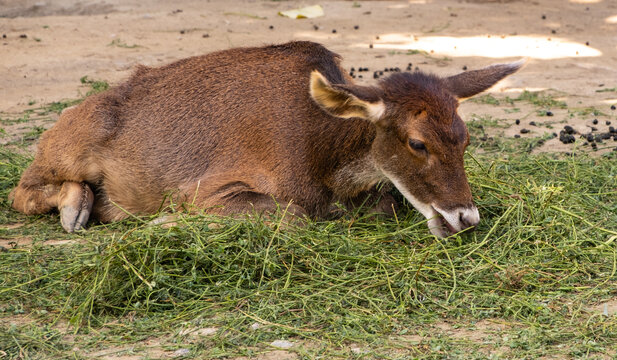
(408, 139), (427, 152)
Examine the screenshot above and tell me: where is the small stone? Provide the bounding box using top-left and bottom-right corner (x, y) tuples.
(270, 340), (294, 349)
(173, 349), (190, 357)
(564, 125), (575, 134)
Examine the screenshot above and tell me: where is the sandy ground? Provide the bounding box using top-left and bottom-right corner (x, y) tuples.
(1, 0), (617, 154)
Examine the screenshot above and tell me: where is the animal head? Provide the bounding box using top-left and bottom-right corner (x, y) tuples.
(310, 60), (524, 237)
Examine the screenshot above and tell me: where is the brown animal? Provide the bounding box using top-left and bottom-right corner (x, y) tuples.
(9, 41), (523, 237)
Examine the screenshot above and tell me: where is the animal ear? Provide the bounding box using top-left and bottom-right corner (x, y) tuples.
(444, 59), (526, 100)
(310, 70), (385, 122)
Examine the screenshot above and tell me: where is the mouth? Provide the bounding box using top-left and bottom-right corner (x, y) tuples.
(435, 214), (458, 235)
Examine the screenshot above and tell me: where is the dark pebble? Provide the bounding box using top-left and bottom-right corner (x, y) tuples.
(2, 34), (5, 39)
(514, 134), (521, 138)
(546, 111), (554, 116)
(611, 105), (616, 110)
(607, 121), (612, 125)
(363, 67), (369, 71)
(592, 119), (598, 125)
(529, 121), (537, 126)
(609, 126), (616, 133)
(515, 119), (520, 125)
(389, 68), (395, 72)
(19, 34), (27, 38)
(462, 65), (467, 71)
(332, 29), (337, 33)
(559, 132), (576, 144)
(537, 139), (545, 145)
(379, 71), (383, 75)
(585, 41), (590, 46)
(586, 133), (594, 142)
(373, 72), (379, 79)
(541, 14), (546, 20)
(384, 68), (389, 72)
(180, 30), (185, 34)
(202, 34), (210, 38)
(349, 72), (354, 77)
(369, 44), (373, 49)
(520, 128), (530, 134)
(564, 125), (575, 134)
(552, 132), (558, 138)
(354, 25), (359, 30)
(269, 25), (274, 30)
(591, 143), (598, 150)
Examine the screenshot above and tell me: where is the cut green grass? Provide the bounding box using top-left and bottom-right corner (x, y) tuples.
(1, 98), (616, 358)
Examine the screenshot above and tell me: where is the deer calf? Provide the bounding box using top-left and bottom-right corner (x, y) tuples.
(9, 41), (522, 237)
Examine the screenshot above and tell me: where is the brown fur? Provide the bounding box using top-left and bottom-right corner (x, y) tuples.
(9, 41), (522, 234)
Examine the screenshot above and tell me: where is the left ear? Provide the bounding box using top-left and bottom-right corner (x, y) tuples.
(444, 59), (526, 100)
(310, 70), (385, 122)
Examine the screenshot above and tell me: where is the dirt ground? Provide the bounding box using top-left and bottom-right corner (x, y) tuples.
(1, 0), (617, 154)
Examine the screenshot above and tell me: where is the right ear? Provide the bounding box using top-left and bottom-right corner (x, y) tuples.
(310, 71), (385, 122)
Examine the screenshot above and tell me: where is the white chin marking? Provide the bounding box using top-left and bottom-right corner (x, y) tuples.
(381, 171), (480, 238)
(433, 205), (480, 234)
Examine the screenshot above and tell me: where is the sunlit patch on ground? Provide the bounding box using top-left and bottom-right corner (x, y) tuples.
(360, 34), (601, 59)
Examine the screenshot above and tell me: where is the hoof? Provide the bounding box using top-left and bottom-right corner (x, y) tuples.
(59, 182), (94, 233)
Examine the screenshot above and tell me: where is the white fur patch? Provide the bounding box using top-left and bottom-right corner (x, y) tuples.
(366, 101), (386, 121)
(433, 204), (480, 232)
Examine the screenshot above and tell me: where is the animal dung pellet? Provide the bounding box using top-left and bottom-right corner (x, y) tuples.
(585, 41), (590, 46)
(520, 128), (530, 134)
(515, 119), (520, 125)
(2, 34), (6, 39)
(332, 29), (337, 33)
(592, 119), (598, 125)
(563, 125), (575, 134)
(462, 65), (468, 71)
(354, 25), (359, 30)
(269, 25), (274, 30)
(369, 44), (373, 49)
(529, 121), (537, 126)
(606, 121), (612, 125)
(586, 133), (594, 142)
(541, 14), (546, 19)
(19, 34), (27, 38)
(514, 134), (521, 138)
(591, 127), (597, 132)
(202, 34), (210, 38)
(591, 142), (598, 150)
(180, 30), (186, 34)
(313, 25), (319, 30)
(545, 111), (554, 116)
(611, 105), (616, 110)
(609, 126), (615, 133)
